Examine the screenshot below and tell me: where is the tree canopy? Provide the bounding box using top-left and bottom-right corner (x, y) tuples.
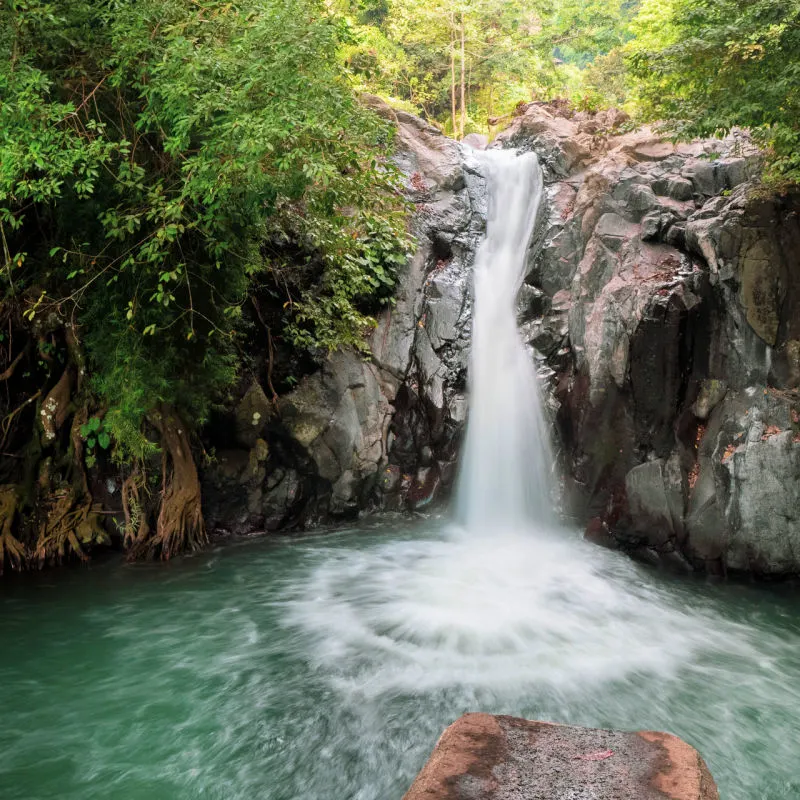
(0, 0), (407, 566)
(342, 0), (637, 136)
(627, 0), (800, 186)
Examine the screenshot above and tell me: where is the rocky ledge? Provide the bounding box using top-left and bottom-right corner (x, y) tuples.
(404, 713), (718, 800)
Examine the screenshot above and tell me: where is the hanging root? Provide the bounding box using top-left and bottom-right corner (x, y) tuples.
(0, 485), (26, 574)
(121, 470), (150, 550)
(130, 405), (206, 560)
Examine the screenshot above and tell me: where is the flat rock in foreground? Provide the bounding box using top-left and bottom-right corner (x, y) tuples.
(404, 713), (718, 800)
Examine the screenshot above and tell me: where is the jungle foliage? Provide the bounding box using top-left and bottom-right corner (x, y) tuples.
(0, 0), (407, 568)
(626, 0), (800, 187)
(340, 0), (638, 137)
(343, 0), (799, 185)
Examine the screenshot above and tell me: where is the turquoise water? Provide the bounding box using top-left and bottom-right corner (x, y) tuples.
(1, 517), (799, 799)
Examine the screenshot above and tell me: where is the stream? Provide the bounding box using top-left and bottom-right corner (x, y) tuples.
(1, 520), (800, 799)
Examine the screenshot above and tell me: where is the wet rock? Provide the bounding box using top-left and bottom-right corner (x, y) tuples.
(362, 95), (464, 193)
(653, 176), (694, 202)
(404, 713), (719, 800)
(378, 464), (401, 493)
(262, 468), (303, 530)
(624, 455), (684, 548)
(280, 349), (393, 511)
(493, 104), (591, 179)
(408, 465), (441, 510)
(625, 184), (660, 220)
(510, 107), (800, 575)
(679, 392), (800, 575)
(234, 381), (273, 448)
(202, 450), (305, 536)
(721, 429), (800, 574)
(682, 161), (725, 197)
(534, 182), (580, 296)
(516, 284), (549, 323)
(692, 380), (727, 420)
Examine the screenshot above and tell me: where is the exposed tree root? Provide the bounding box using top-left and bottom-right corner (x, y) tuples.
(32, 410), (109, 567)
(33, 489), (107, 567)
(129, 406), (206, 560)
(0, 316), (210, 571)
(0, 485), (26, 574)
(0, 322), (116, 574)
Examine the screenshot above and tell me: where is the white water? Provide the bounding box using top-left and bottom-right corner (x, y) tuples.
(277, 149), (800, 798)
(455, 149), (552, 530)
(286, 150), (764, 699)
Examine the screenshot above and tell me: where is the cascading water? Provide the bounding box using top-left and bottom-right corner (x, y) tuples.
(2, 149), (800, 800)
(455, 149), (551, 530)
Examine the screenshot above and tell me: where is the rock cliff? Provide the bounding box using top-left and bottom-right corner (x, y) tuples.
(500, 103), (800, 577)
(203, 100), (484, 530)
(204, 99), (800, 577)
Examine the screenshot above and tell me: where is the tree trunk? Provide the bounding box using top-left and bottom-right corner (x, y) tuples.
(450, 13), (457, 137)
(138, 405), (206, 560)
(460, 13), (466, 139)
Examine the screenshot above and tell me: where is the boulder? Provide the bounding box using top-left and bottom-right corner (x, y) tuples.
(624, 456), (684, 548)
(680, 392), (800, 575)
(280, 349), (393, 513)
(404, 713), (718, 800)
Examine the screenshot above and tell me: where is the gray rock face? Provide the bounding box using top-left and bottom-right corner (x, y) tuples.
(679, 391), (800, 574)
(279, 349), (394, 513)
(233, 381), (273, 449)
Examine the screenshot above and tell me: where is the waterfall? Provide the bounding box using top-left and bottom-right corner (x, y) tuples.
(455, 148), (551, 532)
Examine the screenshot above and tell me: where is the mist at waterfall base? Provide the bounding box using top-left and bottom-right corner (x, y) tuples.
(2, 152), (800, 800)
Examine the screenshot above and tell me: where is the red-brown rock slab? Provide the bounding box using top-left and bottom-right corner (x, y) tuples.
(403, 713), (719, 800)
